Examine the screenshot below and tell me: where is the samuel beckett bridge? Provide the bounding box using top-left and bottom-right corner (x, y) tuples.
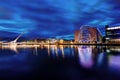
(1, 33), (24, 45)
(0, 33), (40, 53)
(0, 32), (39, 47)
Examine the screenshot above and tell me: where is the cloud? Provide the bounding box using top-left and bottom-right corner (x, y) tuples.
(0, 0), (119, 39)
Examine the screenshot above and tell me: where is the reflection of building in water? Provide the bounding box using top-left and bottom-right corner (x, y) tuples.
(47, 45), (50, 56)
(60, 45), (64, 58)
(47, 45), (59, 58)
(50, 45), (64, 58)
(51, 45), (55, 55)
(97, 52), (104, 65)
(109, 56), (120, 70)
(105, 25), (120, 43)
(74, 26), (102, 43)
(107, 46), (120, 52)
(33, 46), (38, 56)
(78, 46), (93, 68)
(46, 45), (75, 59)
(70, 45), (74, 56)
(96, 51), (108, 71)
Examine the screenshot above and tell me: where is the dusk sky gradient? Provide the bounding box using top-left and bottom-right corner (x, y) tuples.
(0, 0), (120, 40)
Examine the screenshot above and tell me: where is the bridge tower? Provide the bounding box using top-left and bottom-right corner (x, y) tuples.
(10, 32), (24, 43)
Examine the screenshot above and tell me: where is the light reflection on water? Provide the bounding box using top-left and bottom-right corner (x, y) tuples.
(0, 45), (120, 79)
(78, 46), (93, 68)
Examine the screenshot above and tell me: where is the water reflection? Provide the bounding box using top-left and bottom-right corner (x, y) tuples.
(109, 56), (120, 71)
(45, 45), (67, 58)
(97, 52), (104, 66)
(1, 43), (18, 53)
(0, 44), (40, 55)
(107, 46), (120, 71)
(1, 45), (120, 71)
(44, 45), (120, 72)
(78, 46), (93, 68)
(0, 45), (120, 79)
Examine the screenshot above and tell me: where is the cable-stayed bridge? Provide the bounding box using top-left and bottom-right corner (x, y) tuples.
(1, 32), (24, 45)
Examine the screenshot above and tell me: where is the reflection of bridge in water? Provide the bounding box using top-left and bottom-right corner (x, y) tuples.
(1, 45), (40, 55)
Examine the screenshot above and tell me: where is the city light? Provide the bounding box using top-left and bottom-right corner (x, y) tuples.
(107, 26), (120, 30)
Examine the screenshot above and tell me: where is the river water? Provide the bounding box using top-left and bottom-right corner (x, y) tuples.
(0, 45), (120, 80)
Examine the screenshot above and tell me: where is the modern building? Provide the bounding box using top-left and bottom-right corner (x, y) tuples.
(46, 38), (57, 44)
(105, 25), (120, 43)
(74, 30), (80, 42)
(74, 26), (102, 43)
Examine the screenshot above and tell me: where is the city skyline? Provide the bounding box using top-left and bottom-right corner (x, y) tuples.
(0, 0), (120, 80)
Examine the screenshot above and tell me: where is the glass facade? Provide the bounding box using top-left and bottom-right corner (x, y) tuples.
(77, 26), (102, 43)
(79, 26), (91, 43)
(106, 26), (120, 43)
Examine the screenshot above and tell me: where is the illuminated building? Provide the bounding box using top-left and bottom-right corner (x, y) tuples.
(46, 38), (57, 44)
(75, 26), (102, 43)
(74, 30), (80, 42)
(105, 25), (120, 43)
(59, 39), (64, 43)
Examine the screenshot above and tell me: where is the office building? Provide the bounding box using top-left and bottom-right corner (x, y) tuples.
(74, 30), (80, 42)
(105, 25), (120, 43)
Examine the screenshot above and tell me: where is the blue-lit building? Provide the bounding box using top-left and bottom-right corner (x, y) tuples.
(75, 26), (102, 43)
(105, 25), (120, 43)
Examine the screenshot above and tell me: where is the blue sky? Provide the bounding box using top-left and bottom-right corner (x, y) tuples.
(0, 0), (119, 39)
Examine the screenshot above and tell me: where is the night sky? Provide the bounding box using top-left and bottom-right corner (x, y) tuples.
(0, 0), (119, 40)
